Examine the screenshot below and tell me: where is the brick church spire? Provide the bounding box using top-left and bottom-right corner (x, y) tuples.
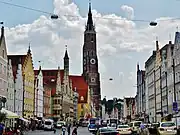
(86, 0), (94, 31)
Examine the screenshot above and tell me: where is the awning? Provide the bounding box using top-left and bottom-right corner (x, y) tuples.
(1, 108), (19, 119)
(19, 117), (29, 122)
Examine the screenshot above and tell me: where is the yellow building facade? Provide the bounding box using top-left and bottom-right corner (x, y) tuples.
(77, 88), (92, 120)
(22, 47), (35, 118)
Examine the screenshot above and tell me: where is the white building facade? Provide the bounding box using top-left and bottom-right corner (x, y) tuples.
(0, 26), (8, 104)
(14, 63), (24, 116)
(145, 50), (156, 123)
(34, 66), (44, 118)
(7, 59), (14, 112)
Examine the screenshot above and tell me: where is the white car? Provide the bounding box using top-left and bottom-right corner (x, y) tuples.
(158, 121), (177, 135)
(117, 125), (132, 135)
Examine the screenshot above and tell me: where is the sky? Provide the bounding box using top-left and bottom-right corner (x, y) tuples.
(1, 0), (180, 99)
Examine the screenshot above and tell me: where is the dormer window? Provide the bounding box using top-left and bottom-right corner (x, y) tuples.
(80, 96), (84, 101)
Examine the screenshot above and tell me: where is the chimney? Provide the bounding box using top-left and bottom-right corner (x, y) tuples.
(1, 26), (4, 37)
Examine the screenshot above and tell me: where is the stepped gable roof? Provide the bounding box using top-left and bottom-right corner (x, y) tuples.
(69, 75), (88, 103)
(41, 69), (64, 96)
(7, 55), (26, 80)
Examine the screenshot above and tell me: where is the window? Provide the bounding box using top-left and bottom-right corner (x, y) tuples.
(0, 64), (2, 74)
(2, 50), (5, 58)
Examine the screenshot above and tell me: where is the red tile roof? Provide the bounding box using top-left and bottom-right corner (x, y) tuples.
(40, 69), (64, 96)
(8, 55), (27, 79)
(69, 75), (88, 103)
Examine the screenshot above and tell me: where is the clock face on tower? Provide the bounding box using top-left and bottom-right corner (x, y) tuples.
(90, 58), (96, 64)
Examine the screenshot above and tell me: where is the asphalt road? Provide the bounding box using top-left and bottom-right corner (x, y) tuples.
(26, 127), (91, 135)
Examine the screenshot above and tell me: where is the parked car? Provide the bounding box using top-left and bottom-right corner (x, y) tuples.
(157, 121), (177, 135)
(96, 127), (120, 135)
(117, 124), (132, 135)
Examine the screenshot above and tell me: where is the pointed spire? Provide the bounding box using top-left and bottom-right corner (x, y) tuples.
(1, 26), (4, 37)
(38, 61), (41, 71)
(137, 62), (140, 71)
(86, 0), (94, 31)
(156, 37), (159, 51)
(64, 45), (69, 59)
(28, 42), (31, 53)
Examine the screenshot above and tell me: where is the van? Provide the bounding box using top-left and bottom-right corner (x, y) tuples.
(44, 119), (54, 130)
(129, 121), (142, 133)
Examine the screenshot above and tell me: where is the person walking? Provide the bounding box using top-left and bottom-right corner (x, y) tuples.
(72, 126), (77, 135)
(67, 124), (71, 135)
(0, 123), (5, 135)
(62, 125), (66, 135)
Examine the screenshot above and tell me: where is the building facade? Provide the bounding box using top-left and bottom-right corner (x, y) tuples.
(8, 56), (24, 116)
(7, 59), (14, 112)
(82, 2), (101, 116)
(0, 26), (8, 103)
(173, 31), (180, 118)
(22, 47), (35, 118)
(34, 66), (44, 118)
(42, 50), (74, 121)
(160, 42), (174, 118)
(70, 75), (91, 120)
(123, 97), (135, 122)
(73, 88), (79, 121)
(136, 64), (146, 116)
(155, 40), (162, 122)
(43, 84), (51, 118)
(145, 50), (156, 123)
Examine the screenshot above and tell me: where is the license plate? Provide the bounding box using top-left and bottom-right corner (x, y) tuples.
(167, 130), (172, 132)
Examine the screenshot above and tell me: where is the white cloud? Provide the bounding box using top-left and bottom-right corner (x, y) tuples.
(121, 5), (134, 19)
(4, 0), (180, 99)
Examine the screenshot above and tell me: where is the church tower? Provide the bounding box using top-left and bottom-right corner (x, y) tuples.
(82, 1), (101, 116)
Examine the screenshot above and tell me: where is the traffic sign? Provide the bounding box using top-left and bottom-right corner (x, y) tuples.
(173, 102), (178, 112)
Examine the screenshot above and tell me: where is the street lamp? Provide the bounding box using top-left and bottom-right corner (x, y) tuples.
(149, 21), (158, 26)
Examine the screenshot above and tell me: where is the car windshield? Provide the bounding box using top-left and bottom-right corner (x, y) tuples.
(100, 128), (116, 133)
(129, 123), (133, 127)
(118, 125), (129, 128)
(111, 124), (116, 127)
(57, 122), (64, 125)
(45, 121), (52, 125)
(161, 122), (175, 127)
(134, 122), (141, 127)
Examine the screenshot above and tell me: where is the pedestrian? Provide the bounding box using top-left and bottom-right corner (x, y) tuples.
(72, 126), (77, 135)
(62, 125), (66, 135)
(0, 123), (4, 135)
(53, 127), (56, 134)
(67, 124), (71, 135)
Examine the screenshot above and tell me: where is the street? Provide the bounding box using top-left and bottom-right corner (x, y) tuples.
(26, 127), (91, 135)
